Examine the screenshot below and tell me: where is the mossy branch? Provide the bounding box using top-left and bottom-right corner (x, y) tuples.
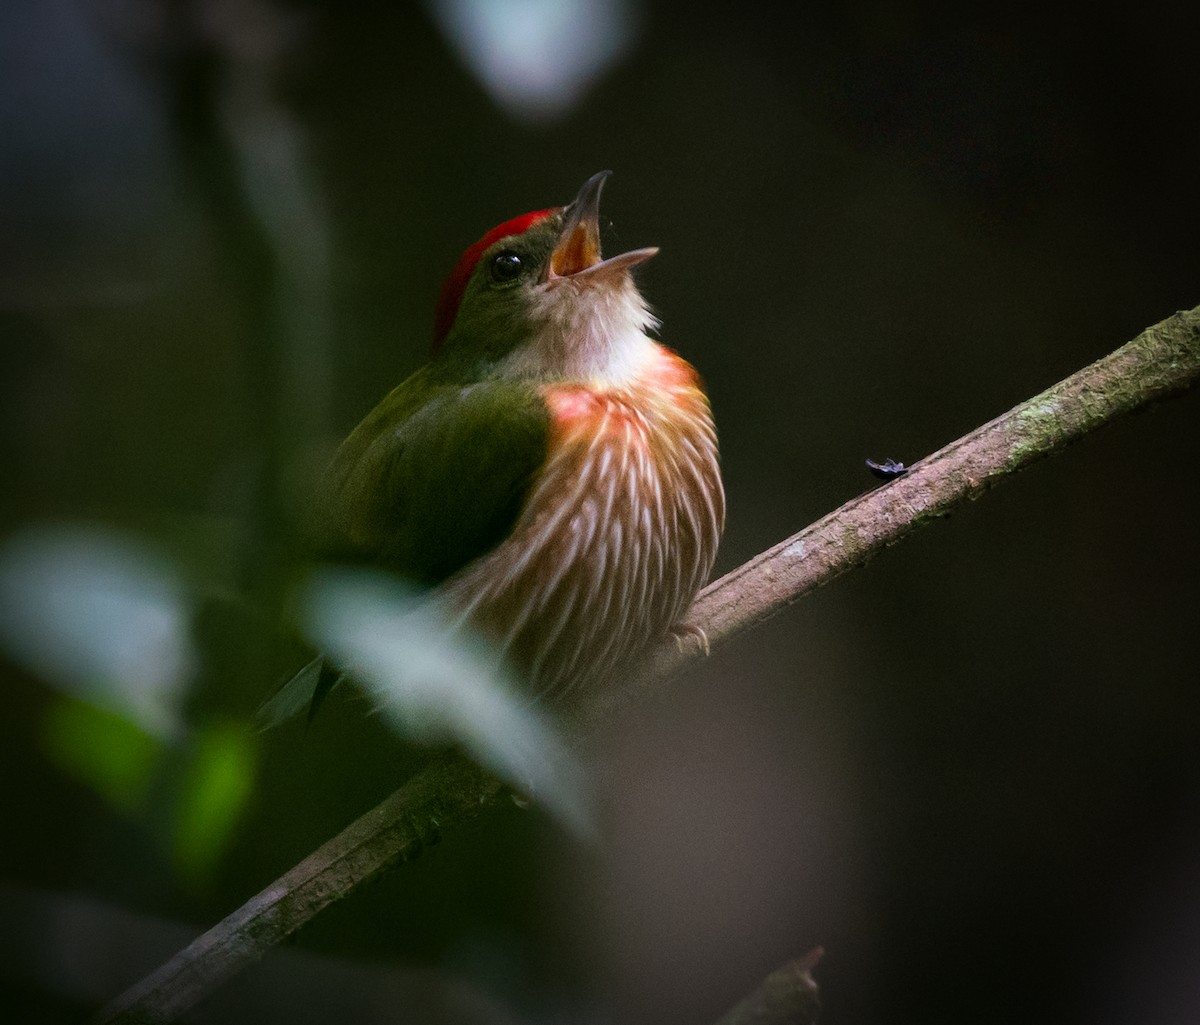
(94, 305), (1200, 1024)
(626, 304), (1200, 696)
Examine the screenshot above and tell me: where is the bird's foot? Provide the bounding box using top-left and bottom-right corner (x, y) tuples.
(670, 621), (710, 657)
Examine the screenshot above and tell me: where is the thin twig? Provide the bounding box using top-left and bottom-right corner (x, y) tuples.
(713, 947), (823, 1025)
(95, 305), (1200, 1023)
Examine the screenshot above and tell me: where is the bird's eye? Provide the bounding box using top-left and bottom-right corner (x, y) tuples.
(490, 251), (524, 283)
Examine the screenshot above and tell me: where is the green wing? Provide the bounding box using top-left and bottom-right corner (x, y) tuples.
(259, 370), (549, 729)
(320, 367), (551, 587)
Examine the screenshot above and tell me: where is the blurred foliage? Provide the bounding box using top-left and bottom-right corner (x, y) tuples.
(171, 720), (258, 885)
(0, 523), (196, 738)
(39, 697), (259, 886)
(300, 567), (589, 836)
(41, 698), (162, 815)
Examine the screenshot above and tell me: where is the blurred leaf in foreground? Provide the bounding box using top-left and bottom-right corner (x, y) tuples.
(302, 566), (591, 838)
(0, 523), (197, 739)
(427, 0), (637, 122)
(40, 697), (163, 814)
(172, 720), (258, 884)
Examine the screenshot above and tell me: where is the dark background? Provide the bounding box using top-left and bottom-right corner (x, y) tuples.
(2, 1), (1198, 1023)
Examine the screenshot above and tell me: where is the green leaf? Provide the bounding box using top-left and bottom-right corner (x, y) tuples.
(40, 697), (162, 813)
(172, 721), (258, 883)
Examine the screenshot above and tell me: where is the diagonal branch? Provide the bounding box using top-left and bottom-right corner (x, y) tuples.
(94, 305), (1200, 1024)
(627, 303), (1200, 695)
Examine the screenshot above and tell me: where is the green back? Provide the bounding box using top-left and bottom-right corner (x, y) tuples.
(320, 365), (551, 587)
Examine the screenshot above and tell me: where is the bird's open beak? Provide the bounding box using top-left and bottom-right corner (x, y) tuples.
(546, 171), (658, 282)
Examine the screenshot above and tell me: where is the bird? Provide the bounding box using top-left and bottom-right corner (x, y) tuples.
(267, 171), (723, 721)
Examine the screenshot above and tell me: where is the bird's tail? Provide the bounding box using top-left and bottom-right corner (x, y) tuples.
(256, 655), (344, 729)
